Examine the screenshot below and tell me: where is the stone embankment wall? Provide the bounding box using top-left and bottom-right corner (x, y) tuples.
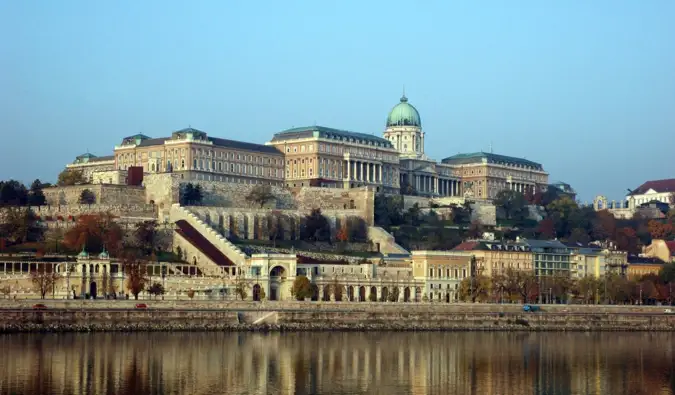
(1, 301), (674, 332)
(43, 184), (146, 206)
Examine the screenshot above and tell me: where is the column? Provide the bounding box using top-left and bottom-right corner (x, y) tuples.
(346, 160), (350, 180)
(365, 162), (370, 183)
(434, 177), (438, 195)
(379, 164), (383, 184)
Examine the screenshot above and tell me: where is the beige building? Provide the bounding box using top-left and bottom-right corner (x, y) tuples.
(65, 153), (115, 182)
(114, 128), (285, 186)
(412, 251), (472, 302)
(452, 240), (533, 277)
(267, 126), (400, 193)
(644, 239), (675, 263)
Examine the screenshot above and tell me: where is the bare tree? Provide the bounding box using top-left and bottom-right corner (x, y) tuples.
(122, 253), (149, 300)
(246, 185), (276, 208)
(30, 266), (60, 299)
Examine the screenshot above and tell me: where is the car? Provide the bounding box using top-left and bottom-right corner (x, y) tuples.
(32, 304), (48, 310)
(664, 308), (673, 314)
(135, 303), (148, 309)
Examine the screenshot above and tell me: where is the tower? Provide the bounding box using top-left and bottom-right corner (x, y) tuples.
(383, 91), (423, 158)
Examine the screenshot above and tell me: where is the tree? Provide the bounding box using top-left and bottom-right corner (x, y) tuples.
(27, 180), (46, 206)
(57, 169), (86, 186)
(573, 276), (601, 304)
(0, 207), (43, 245)
(187, 289), (195, 300)
(504, 268), (539, 303)
(592, 210), (617, 241)
(122, 253), (149, 300)
(493, 190), (528, 221)
(78, 189), (96, 204)
(568, 228), (591, 244)
(180, 183), (204, 205)
(546, 196), (580, 238)
(648, 220), (673, 240)
(0, 283), (10, 299)
(30, 266), (60, 299)
(467, 220), (484, 239)
(329, 278), (344, 301)
(291, 275), (312, 300)
(458, 275), (491, 302)
(234, 275), (250, 300)
(345, 217), (368, 242)
(374, 194), (404, 230)
(246, 185), (276, 208)
(615, 227), (640, 255)
(266, 211), (284, 247)
(0, 180), (28, 206)
(301, 208), (331, 242)
(147, 282), (165, 300)
(63, 213), (123, 256)
(336, 226), (348, 243)
(536, 218), (556, 239)
(134, 220), (161, 255)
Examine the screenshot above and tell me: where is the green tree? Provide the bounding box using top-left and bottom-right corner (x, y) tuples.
(0, 207), (43, 245)
(0, 180), (28, 206)
(27, 180), (46, 206)
(180, 183), (204, 205)
(134, 220), (161, 255)
(245, 185), (276, 208)
(374, 194), (404, 229)
(458, 275), (491, 302)
(57, 169), (86, 186)
(78, 189), (96, 204)
(493, 190), (528, 221)
(291, 275), (312, 300)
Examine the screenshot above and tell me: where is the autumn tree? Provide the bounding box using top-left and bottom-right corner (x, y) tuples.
(245, 185), (276, 208)
(63, 213), (123, 256)
(122, 253), (149, 300)
(291, 275), (312, 300)
(78, 189), (96, 204)
(234, 275), (250, 300)
(467, 220), (484, 239)
(458, 275), (491, 302)
(266, 211), (284, 247)
(536, 217), (556, 239)
(573, 276), (601, 304)
(57, 169), (86, 186)
(615, 227), (640, 255)
(335, 226), (348, 243)
(647, 220), (673, 240)
(592, 210), (617, 241)
(30, 265), (60, 299)
(504, 268), (539, 303)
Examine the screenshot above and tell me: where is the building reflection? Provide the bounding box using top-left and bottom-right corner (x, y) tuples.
(0, 332), (673, 395)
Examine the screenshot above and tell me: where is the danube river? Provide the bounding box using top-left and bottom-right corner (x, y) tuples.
(0, 332), (673, 395)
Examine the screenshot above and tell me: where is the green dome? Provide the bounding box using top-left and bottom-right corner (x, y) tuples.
(386, 94), (421, 127)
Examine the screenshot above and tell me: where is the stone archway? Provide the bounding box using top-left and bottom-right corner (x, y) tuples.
(359, 286), (366, 302)
(252, 284), (262, 301)
(347, 286), (354, 301)
(380, 287), (389, 302)
(369, 286), (377, 302)
(404, 287), (411, 302)
(89, 282), (97, 299)
(269, 265), (287, 301)
(322, 286), (331, 301)
(310, 284), (319, 301)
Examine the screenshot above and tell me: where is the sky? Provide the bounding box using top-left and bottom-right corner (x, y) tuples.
(1, 1), (674, 202)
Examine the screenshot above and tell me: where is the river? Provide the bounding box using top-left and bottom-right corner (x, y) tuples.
(0, 332), (673, 394)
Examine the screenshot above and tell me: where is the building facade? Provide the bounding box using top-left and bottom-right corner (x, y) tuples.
(65, 153), (115, 183)
(411, 251), (472, 302)
(267, 126), (400, 193)
(452, 240), (534, 277)
(114, 128), (285, 186)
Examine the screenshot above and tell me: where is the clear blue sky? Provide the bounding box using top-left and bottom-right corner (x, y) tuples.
(1, 1), (674, 202)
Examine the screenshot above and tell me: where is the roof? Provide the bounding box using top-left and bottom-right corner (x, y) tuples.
(386, 95), (421, 128)
(270, 126), (394, 148)
(441, 152), (544, 170)
(209, 137), (282, 154)
(122, 134), (151, 140)
(627, 256), (665, 264)
(89, 155), (114, 162)
(523, 239), (568, 249)
(452, 241), (480, 251)
(137, 137), (170, 147)
(629, 179), (675, 196)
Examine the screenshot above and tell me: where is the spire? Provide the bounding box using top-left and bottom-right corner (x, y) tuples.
(401, 85), (408, 102)
(489, 141), (493, 153)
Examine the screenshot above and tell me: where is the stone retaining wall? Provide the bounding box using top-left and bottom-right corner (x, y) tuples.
(43, 184), (146, 206)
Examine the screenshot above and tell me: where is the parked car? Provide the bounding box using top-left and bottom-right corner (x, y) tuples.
(32, 304), (48, 310)
(523, 304), (541, 312)
(664, 308), (673, 314)
(135, 303), (148, 309)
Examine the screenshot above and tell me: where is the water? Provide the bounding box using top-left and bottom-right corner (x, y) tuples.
(0, 332), (673, 395)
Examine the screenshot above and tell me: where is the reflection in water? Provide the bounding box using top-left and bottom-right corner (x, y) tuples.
(0, 332), (674, 395)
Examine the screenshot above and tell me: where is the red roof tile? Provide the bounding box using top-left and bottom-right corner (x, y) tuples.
(453, 241), (480, 251)
(630, 179), (675, 195)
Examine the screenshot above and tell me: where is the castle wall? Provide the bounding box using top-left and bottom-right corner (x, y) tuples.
(43, 184), (145, 206)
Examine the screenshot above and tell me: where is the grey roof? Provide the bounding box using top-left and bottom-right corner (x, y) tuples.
(441, 152), (544, 170)
(89, 155), (114, 162)
(523, 239), (568, 249)
(271, 126), (394, 148)
(209, 137), (282, 154)
(137, 138), (170, 147)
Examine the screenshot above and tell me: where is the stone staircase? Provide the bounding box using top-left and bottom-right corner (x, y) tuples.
(368, 226), (410, 257)
(170, 204), (248, 267)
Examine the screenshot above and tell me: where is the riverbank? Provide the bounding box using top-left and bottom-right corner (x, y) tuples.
(1, 301), (674, 332)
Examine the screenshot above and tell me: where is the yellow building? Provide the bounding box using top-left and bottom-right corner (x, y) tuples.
(114, 128), (285, 185)
(412, 251), (472, 302)
(267, 126), (400, 193)
(451, 240), (533, 277)
(627, 259), (665, 280)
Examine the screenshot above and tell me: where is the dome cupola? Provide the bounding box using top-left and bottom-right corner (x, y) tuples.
(386, 94), (421, 128)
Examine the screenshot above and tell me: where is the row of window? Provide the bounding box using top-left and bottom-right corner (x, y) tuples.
(192, 148), (282, 166)
(427, 267), (468, 279)
(284, 143), (396, 162)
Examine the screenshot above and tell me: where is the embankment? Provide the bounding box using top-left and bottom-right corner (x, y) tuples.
(0, 301), (674, 333)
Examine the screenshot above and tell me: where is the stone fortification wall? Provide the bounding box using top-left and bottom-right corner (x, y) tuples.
(290, 187), (375, 225)
(471, 203), (497, 226)
(43, 184), (146, 206)
(30, 204), (155, 218)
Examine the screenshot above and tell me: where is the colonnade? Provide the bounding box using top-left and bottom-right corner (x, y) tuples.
(507, 182), (533, 194)
(409, 174), (461, 197)
(315, 282), (423, 302)
(344, 160), (395, 185)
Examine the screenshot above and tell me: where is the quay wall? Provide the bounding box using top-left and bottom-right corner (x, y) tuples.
(0, 301), (674, 332)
